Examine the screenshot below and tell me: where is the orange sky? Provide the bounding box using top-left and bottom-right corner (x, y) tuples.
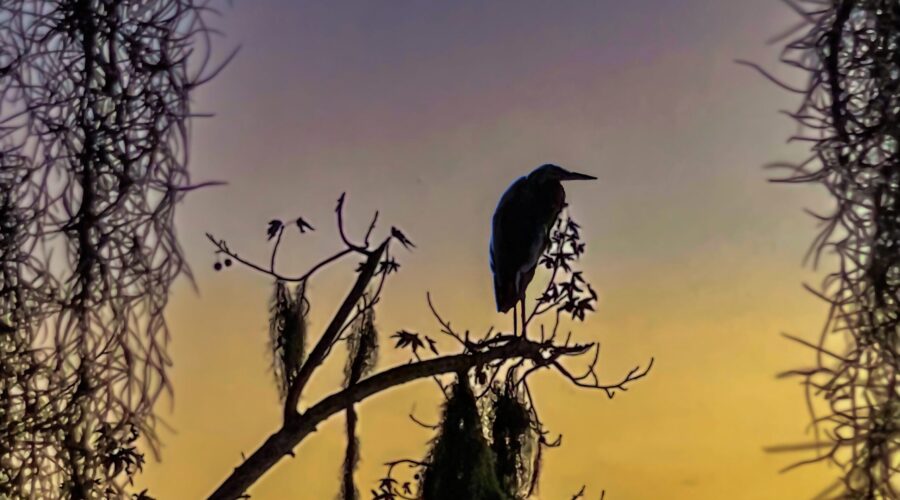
(135, 1), (842, 498)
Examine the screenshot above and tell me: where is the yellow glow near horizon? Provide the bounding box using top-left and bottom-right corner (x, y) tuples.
(133, 1), (841, 498)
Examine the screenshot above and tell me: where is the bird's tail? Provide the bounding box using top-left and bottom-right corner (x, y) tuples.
(494, 273), (519, 313)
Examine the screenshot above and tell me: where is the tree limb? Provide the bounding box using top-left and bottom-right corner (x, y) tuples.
(283, 241), (388, 422)
(207, 338), (588, 500)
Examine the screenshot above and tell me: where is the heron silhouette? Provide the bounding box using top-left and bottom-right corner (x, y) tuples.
(490, 164), (596, 335)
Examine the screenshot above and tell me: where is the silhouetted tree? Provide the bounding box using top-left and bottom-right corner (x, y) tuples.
(206, 197), (652, 499)
(0, 1), (228, 496)
(758, 0), (900, 496)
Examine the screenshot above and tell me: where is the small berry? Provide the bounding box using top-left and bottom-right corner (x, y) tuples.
(214, 262), (222, 271)
(224, 258), (233, 267)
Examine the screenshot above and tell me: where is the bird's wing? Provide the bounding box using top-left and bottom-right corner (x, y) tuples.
(490, 176), (529, 276)
(491, 177), (536, 311)
(524, 183), (566, 275)
(491, 177), (554, 310)
(495, 186), (554, 272)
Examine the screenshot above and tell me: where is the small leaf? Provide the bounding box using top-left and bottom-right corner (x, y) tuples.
(426, 336), (439, 355)
(296, 217), (315, 233)
(267, 219), (283, 240)
(379, 258), (401, 275)
(391, 330), (424, 354)
(390, 226), (416, 250)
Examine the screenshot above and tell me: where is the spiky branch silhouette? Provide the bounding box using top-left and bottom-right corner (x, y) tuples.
(0, 1), (228, 496)
(206, 196), (652, 499)
(755, 0), (900, 497)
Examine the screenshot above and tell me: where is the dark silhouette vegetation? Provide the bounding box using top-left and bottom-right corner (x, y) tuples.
(753, 0), (900, 497)
(0, 1), (649, 498)
(0, 0), (228, 496)
(419, 378), (508, 500)
(205, 194), (651, 499)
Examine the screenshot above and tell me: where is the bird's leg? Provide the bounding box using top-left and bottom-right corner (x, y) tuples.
(513, 302), (518, 337)
(520, 295), (527, 338)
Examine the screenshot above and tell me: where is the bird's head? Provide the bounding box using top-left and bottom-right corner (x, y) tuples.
(530, 164), (597, 183)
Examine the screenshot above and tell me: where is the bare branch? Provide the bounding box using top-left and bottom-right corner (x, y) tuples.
(208, 336), (590, 499)
(283, 241), (388, 421)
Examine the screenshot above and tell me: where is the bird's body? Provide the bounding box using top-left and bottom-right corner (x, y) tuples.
(489, 164), (595, 319)
(490, 176), (564, 313)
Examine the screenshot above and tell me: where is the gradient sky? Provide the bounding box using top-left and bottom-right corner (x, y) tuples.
(134, 1), (840, 498)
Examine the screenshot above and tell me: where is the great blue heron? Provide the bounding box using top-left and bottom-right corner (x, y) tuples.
(490, 164), (596, 335)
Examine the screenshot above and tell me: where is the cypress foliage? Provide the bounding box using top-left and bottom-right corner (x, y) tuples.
(421, 375), (510, 500)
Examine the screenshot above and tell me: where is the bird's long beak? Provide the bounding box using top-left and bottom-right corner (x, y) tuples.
(560, 170), (597, 181)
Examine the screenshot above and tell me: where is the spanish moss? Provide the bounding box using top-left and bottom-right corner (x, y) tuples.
(0, 0), (225, 495)
(421, 375), (510, 500)
(775, 0), (900, 496)
(269, 281), (308, 400)
(341, 299), (379, 500)
(490, 384), (536, 499)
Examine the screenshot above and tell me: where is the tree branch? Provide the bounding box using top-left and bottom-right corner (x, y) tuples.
(207, 338), (588, 500)
(283, 241), (388, 421)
